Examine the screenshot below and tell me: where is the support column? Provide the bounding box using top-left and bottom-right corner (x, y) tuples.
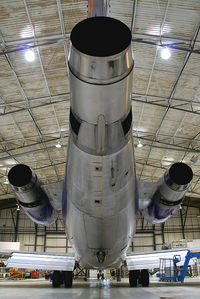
(180, 209), (185, 239)
(131, 241), (134, 251)
(161, 223), (165, 244)
(66, 238), (68, 253)
(34, 224), (38, 251)
(43, 226), (47, 252)
(11, 209), (19, 242)
(152, 225), (156, 250)
(141, 216), (144, 230)
(55, 219), (58, 231)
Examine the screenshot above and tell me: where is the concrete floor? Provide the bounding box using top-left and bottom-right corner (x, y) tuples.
(0, 278), (200, 299)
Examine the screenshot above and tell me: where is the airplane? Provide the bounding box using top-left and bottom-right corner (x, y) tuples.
(6, 15), (193, 288)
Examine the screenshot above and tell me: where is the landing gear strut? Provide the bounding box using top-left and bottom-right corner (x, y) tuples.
(52, 271), (62, 288)
(129, 269), (149, 287)
(140, 269), (149, 287)
(52, 271), (73, 288)
(129, 270), (140, 287)
(63, 271), (73, 288)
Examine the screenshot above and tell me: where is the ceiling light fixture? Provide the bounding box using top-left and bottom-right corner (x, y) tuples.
(137, 140), (143, 148)
(161, 47), (171, 60)
(189, 155), (199, 165)
(56, 141), (62, 148)
(4, 178), (9, 185)
(25, 49), (35, 62)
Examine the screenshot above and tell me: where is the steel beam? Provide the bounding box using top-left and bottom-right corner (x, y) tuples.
(180, 209), (185, 239)
(43, 226), (47, 252)
(161, 223), (165, 244)
(152, 225), (156, 250)
(138, 23), (200, 180)
(34, 224), (38, 252)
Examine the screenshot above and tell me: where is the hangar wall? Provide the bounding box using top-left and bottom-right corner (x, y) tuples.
(0, 206), (200, 253)
(132, 206), (200, 252)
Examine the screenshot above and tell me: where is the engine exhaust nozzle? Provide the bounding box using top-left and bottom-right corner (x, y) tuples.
(165, 162), (193, 191)
(8, 164), (58, 225)
(8, 164), (34, 189)
(69, 16), (133, 85)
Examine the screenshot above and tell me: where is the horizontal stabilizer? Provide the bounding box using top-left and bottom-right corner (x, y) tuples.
(6, 252), (75, 271)
(126, 248), (200, 270)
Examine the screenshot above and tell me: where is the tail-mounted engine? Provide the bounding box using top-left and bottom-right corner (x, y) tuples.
(142, 162), (193, 224)
(8, 164), (58, 225)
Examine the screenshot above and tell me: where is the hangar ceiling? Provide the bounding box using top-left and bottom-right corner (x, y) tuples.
(0, 0), (200, 208)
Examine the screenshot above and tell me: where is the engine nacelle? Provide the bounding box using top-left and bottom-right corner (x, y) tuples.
(8, 164), (58, 225)
(142, 162), (193, 224)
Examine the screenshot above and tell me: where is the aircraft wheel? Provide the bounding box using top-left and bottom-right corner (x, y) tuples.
(97, 273), (100, 280)
(141, 269), (149, 287)
(52, 271), (61, 288)
(63, 271), (73, 288)
(129, 270), (139, 287)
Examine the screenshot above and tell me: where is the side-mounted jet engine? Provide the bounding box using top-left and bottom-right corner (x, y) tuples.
(8, 164), (58, 225)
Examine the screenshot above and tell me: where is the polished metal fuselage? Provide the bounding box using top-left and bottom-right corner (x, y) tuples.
(62, 19), (137, 269)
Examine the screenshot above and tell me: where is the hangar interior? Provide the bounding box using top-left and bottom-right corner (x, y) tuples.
(0, 0), (200, 284)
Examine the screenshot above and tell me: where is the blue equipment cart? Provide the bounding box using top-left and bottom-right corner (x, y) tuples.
(159, 251), (200, 283)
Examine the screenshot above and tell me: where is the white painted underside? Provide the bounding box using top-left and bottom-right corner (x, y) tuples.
(6, 252), (75, 271)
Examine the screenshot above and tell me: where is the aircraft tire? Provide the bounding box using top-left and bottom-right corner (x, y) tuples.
(141, 269), (149, 287)
(129, 270), (139, 287)
(52, 271), (61, 288)
(63, 271), (73, 288)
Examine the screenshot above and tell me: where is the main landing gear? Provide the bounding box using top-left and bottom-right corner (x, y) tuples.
(129, 269), (149, 287)
(52, 270), (73, 288)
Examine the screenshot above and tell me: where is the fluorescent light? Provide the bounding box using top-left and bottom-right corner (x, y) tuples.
(56, 141), (61, 148)
(161, 47), (171, 60)
(137, 140), (143, 148)
(25, 49), (35, 62)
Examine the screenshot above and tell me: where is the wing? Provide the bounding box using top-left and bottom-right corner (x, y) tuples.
(41, 181), (63, 211)
(138, 180), (157, 210)
(6, 251), (75, 271)
(125, 248), (200, 270)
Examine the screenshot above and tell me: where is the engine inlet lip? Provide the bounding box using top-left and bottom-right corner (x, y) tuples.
(70, 16), (131, 57)
(8, 164), (32, 187)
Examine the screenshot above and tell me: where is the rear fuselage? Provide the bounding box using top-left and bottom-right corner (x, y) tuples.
(62, 17), (138, 269)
